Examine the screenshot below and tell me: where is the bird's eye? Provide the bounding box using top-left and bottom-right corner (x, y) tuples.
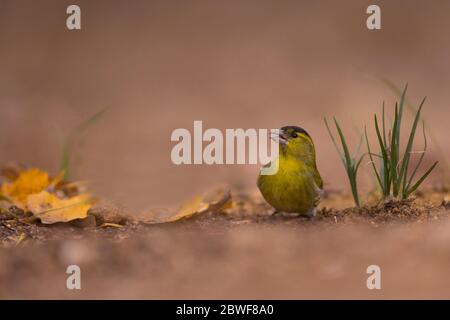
(291, 133), (298, 138)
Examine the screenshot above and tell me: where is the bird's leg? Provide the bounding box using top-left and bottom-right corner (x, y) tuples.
(306, 208), (317, 219)
(272, 210), (281, 216)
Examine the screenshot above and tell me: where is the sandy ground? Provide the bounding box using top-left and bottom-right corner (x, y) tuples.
(1, 190), (450, 299)
(2, 220), (450, 299)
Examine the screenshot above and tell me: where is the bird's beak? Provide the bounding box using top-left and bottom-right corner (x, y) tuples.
(270, 130), (288, 146)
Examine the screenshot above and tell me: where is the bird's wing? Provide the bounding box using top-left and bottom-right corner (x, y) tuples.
(302, 169), (324, 207)
(310, 168), (324, 207)
(313, 169), (324, 189)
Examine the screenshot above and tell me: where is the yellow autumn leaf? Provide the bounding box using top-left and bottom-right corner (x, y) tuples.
(27, 191), (92, 224)
(202, 189), (233, 212)
(169, 195), (209, 222)
(1, 168), (50, 207)
(144, 190), (231, 224)
(47, 170), (65, 190)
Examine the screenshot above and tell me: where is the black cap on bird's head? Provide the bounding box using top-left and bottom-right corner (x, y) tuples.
(271, 126), (310, 145)
(281, 126), (310, 138)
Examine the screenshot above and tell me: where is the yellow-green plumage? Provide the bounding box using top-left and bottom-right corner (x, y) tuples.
(257, 126), (323, 216)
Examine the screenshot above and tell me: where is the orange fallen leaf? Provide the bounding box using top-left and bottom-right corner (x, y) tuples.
(0, 168), (71, 210)
(168, 195), (209, 222)
(27, 191), (92, 224)
(202, 189), (234, 212)
(144, 190), (231, 224)
(1, 168), (50, 207)
(1, 163), (23, 181)
(0, 167), (95, 224)
(47, 170), (65, 190)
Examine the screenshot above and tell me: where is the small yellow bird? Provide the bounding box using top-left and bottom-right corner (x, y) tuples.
(257, 126), (323, 217)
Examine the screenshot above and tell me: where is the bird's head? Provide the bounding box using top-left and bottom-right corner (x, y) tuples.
(271, 126), (316, 162)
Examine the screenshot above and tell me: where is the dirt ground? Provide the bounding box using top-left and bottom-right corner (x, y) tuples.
(1, 188), (450, 299)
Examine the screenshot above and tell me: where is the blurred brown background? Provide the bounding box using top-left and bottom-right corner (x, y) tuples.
(0, 0), (449, 211)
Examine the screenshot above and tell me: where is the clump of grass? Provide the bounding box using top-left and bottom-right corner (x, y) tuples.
(365, 85), (438, 200)
(379, 77), (450, 185)
(324, 117), (365, 207)
(60, 108), (108, 180)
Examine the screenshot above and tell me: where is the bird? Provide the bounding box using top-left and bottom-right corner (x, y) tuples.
(257, 126), (323, 217)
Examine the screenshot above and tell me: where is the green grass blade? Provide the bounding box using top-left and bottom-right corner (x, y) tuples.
(72, 107), (109, 136)
(324, 118), (346, 167)
(406, 161), (438, 197)
(325, 117), (362, 206)
(352, 134), (364, 164)
(396, 84), (408, 143)
(398, 97), (425, 197)
(382, 102), (387, 146)
(333, 118), (353, 170)
(354, 154), (365, 173)
(333, 118), (361, 206)
(405, 121), (427, 192)
(390, 104), (399, 197)
(374, 114), (390, 194)
(60, 107), (109, 180)
(365, 127), (384, 193)
(60, 142), (72, 181)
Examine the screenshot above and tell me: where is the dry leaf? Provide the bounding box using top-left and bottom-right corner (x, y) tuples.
(27, 191), (92, 224)
(1, 168), (50, 207)
(1, 163), (25, 181)
(144, 190), (231, 224)
(100, 223), (123, 228)
(15, 233), (26, 246)
(202, 189), (233, 212)
(0, 167), (95, 224)
(170, 195), (209, 221)
(47, 170), (65, 190)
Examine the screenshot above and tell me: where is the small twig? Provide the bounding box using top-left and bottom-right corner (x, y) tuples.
(1, 221), (16, 231)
